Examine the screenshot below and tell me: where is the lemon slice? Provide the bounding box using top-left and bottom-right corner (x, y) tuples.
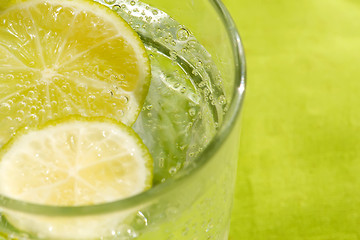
(0, 0), (151, 146)
(0, 117), (153, 238)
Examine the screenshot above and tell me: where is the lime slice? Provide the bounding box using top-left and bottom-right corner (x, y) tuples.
(0, 117), (153, 238)
(0, 0), (151, 145)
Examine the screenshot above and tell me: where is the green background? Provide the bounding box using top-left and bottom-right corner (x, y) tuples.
(223, 0), (360, 239)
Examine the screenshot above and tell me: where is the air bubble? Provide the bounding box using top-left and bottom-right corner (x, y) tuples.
(176, 27), (190, 41)
(6, 74), (14, 80)
(187, 40), (197, 49)
(110, 74), (117, 81)
(0, 103), (11, 112)
(169, 50), (177, 60)
(189, 108), (196, 117)
(158, 158), (165, 168)
(119, 74), (125, 80)
(119, 95), (129, 104)
(29, 106), (37, 113)
(16, 110), (24, 116)
(29, 114), (38, 121)
(136, 211), (148, 226)
(169, 167), (177, 175)
(64, 107), (72, 113)
(181, 47), (188, 53)
(146, 105), (153, 110)
(117, 110), (124, 116)
(130, 0), (136, 6)
(87, 95), (96, 104)
(76, 84), (87, 93)
(180, 87), (186, 93)
(112, 4), (121, 11)
(152, 9), (158, 15)
(219, 95), (227, 105)
(203, 88), (210, 96)
(103, 69), (111, 76)
(104, 0), (116, 4)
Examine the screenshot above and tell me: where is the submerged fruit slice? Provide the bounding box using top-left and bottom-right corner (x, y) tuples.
(0, 0), (151, 145)
(0, 118), (153, 206)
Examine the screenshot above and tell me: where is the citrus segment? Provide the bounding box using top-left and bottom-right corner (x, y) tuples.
(0, 118), (153, 206)
(0, 0), (151, 145)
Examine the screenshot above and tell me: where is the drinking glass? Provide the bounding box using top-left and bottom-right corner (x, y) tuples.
(0, 0), (246, 239)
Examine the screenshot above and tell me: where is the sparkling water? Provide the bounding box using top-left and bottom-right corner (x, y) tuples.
(97, 0), (228, 184)
(0, 0), (230, 239)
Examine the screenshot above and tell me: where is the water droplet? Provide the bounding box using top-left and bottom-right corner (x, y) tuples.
(146, 104), (153, 110)
(180, 87), (186, 93)
(130, 0), (136, 6)
(176, 27), (190, 41)
(152, 9), (158, 15)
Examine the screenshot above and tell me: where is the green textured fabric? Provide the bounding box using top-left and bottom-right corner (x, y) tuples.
(224, 0), (360, 239)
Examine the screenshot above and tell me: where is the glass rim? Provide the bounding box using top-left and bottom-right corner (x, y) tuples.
(0, 0), (246, 216)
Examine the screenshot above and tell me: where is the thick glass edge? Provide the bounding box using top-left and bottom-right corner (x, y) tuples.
(0, 0), (247, 216)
